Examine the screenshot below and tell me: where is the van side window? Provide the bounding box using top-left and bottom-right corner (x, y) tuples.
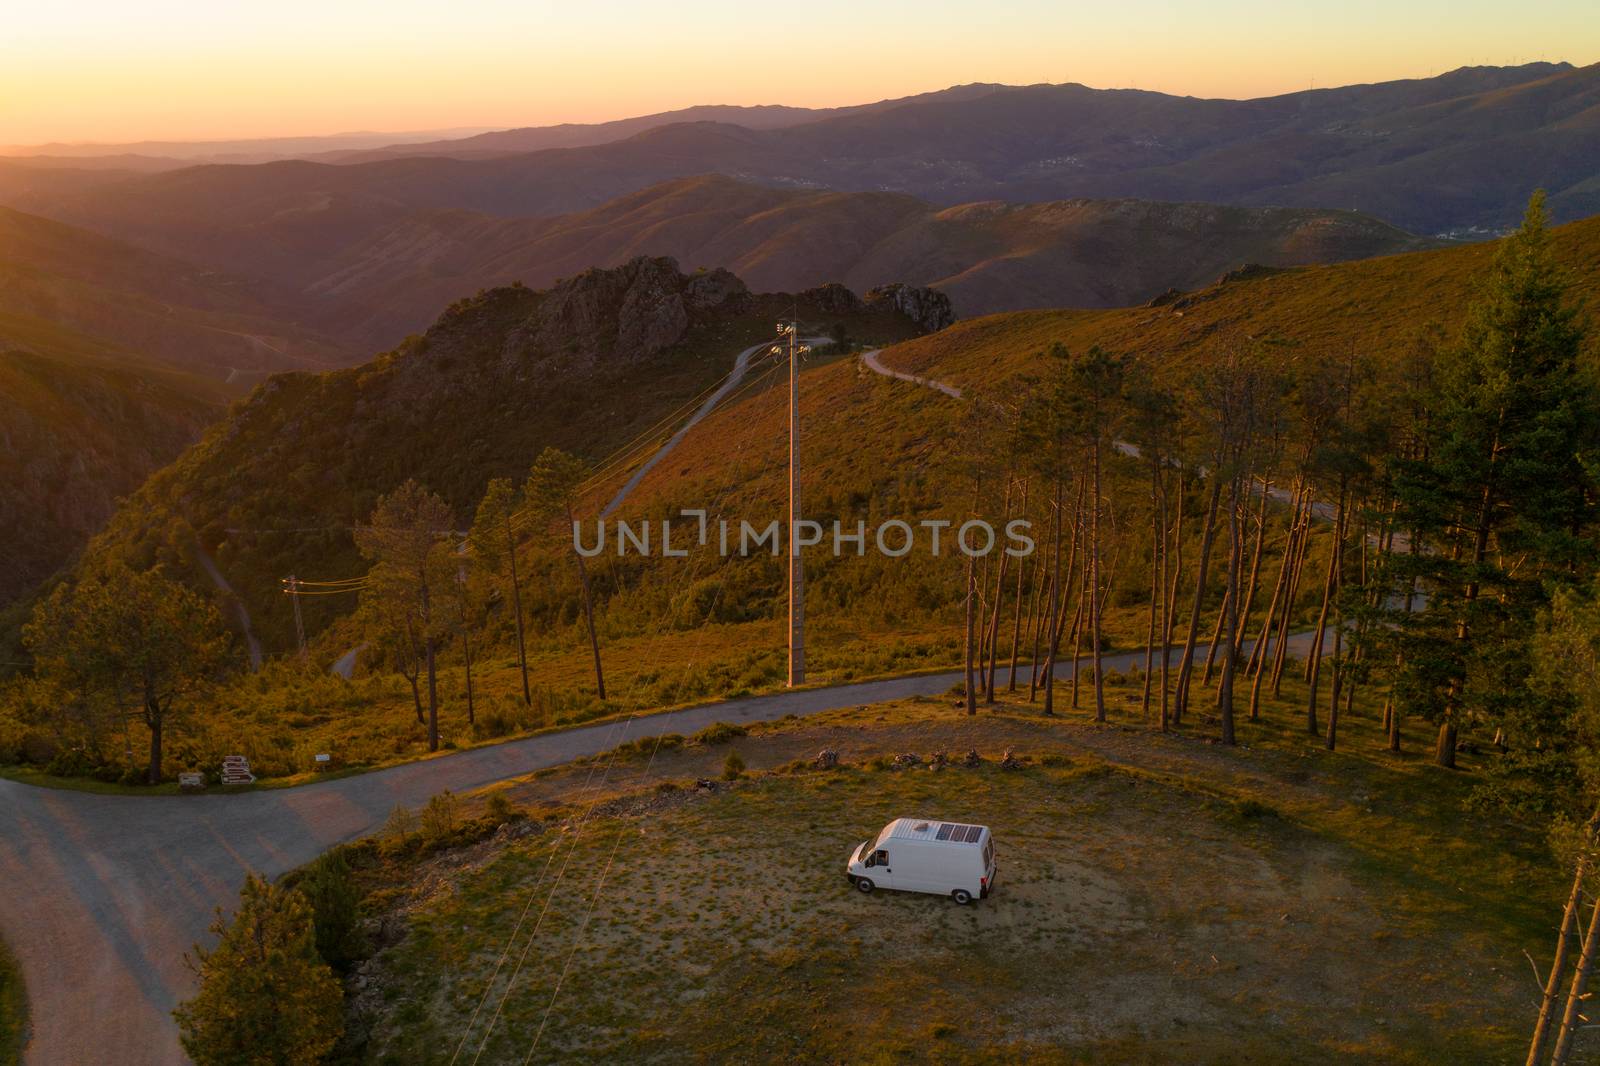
(874, 849), (889, 867)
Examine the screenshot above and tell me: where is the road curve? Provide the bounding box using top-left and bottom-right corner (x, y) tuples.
(600, 336), (824, 518)
(0, 631), (1324, 1066)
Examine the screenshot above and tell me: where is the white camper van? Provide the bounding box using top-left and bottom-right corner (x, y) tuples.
(846, 818), (996, 904)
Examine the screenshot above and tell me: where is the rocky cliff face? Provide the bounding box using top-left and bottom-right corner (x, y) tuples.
(510, 257), (750, 370)
(864, 284), (955, 333)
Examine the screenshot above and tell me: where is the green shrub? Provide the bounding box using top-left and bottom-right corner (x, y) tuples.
(173, 875), (343, 1063)
(485, 791), (519, 824)
(383, 804), (418, 841)
(421, 791), (460, 841)
(722, 751), (746, 781)
(302, 850), (365, 972)
(693, 721), (747, 745)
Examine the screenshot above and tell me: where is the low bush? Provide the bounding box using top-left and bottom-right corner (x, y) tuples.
(692, 721), (747, 745)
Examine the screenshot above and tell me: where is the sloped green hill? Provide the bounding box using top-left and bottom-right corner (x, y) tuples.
(0, 204), (349, 380)
(68, 259), (924, 653)
(0, 333), (225, 608)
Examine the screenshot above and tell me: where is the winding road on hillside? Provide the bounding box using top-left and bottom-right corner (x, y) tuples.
(2, 339), (1318, 1064)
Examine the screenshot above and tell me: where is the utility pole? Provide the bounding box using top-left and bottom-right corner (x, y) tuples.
(778, 321), (810, 687)
(282, 575), (306, 659)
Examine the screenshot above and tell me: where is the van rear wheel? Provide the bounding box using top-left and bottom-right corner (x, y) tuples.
(952, 889), (973, 905)
(855, 877), (875, 894)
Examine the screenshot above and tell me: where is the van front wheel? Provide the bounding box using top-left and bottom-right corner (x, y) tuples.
(952, 889), (973, 905)
(855, 878), (875, 894)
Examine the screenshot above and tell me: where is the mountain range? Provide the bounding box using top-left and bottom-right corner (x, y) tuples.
(0, 176), (1434, 354)
(7, 62), (1596, 240)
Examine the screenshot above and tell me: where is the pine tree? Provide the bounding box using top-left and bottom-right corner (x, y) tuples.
(1392, 191), (1596, 768)
(24, 564), (229, 783)
(301, 851), (365, 974)
(173, 874), (344, 1065)
(355, 480), (456, 752)
(526, 447), (606, 700)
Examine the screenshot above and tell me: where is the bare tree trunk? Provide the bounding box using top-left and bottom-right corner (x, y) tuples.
(1231, 478), (1272, 664)
(1041, 475), (1064, 715)
(1325, 616), (1344, 751)
(505, 516), (531, 706)
(407, 673), (423, 725)
(1550, 888), (1600, 1066)
(1008, 518), (1030, 693)
(1272, 503), (1314, 696)
(1248, 480), (1303, 680)
(1161, 471), (1185, 732)
(1387, 532), (1420, 754)
(1029, 571), (1052, 700)
(144, 693), (163, 785)
(421, 579), (440, 752)
(1024, 557), (1045, 698)
(1530, 856), (1590, 1066)
(964, 548), (978, 716)
(1142, 464), (1164, 722)
(566, 505), (606, 701)
(460, 629), (476, 725)
(984, 478), (1016, 704)
(1306, 486), (1347, 736)
(1069, 546), (1089, 710)
(1090, 435), (1107, 722)
(1201, 585), (1230, 685)
(1174, 474), (1225, 721)
(1218, 480), (1243, 745)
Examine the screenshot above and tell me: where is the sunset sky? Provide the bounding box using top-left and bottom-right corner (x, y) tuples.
(4, 0), (1597, 145)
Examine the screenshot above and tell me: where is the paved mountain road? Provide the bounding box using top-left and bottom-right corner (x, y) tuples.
(0, 632), (1323, 1065)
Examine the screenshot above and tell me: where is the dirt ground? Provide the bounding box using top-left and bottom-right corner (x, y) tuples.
(345, 690), (1548, 1065)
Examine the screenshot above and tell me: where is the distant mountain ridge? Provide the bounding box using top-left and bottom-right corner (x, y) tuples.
(0, 206), (350, 379)
(0, 174), (1437, 353)
(310, 85), (1011, 163)
(6, 62), (1594, 248)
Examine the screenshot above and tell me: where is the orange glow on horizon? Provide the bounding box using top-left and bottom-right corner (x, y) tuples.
(2, 1), (1596, 147)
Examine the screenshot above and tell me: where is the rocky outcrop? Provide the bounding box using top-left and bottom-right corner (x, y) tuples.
(510, 257), (749, 369)
(864, 283), (955, 334)
(799, 283), (864, 317)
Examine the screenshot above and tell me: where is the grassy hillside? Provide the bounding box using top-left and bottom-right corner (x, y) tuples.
(0, 336), (225, 610)
(0, 205), (349, 379)
(59, 259), (923, 659)
(334, 677), (1559, 1063)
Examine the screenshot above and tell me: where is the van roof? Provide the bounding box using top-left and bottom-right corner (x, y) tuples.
(882, 817), (990, 845)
